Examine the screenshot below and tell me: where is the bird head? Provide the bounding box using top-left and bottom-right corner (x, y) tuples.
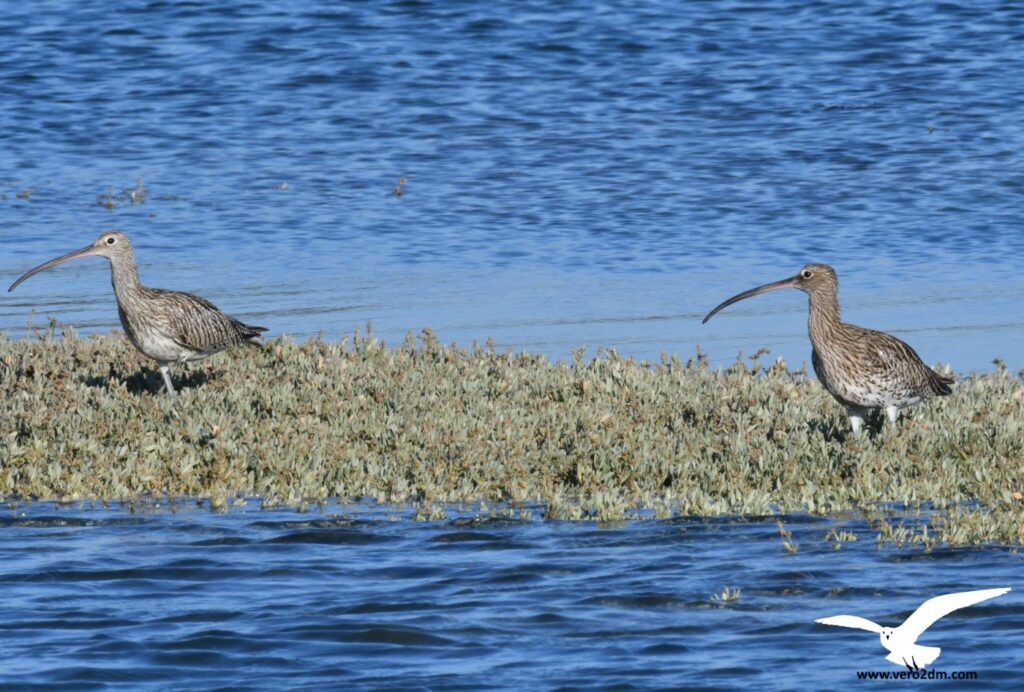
(701, 263), (838, 324)
(791, 263), (837, 295)
(8, 230), (134, 292)
(89, 230), (133, 260)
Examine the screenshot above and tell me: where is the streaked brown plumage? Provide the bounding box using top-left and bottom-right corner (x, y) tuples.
(8, 231), (266, 396)
(703, 263), (953, 433)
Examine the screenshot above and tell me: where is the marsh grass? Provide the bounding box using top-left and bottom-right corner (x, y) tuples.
(1, 327), (1022, 545)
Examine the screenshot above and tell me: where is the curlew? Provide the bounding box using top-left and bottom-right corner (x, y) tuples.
(702, 264), (953, 434)
(8, 231), (267, 397)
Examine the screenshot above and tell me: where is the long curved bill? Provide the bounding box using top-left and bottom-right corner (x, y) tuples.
(702, 276), (797, 324)
(8, 244), (98, 292)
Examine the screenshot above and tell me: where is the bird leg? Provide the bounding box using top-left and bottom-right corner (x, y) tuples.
(159, 365), (178, 398)
(846, 405), (875, 435)
(885, 405), (899, 426)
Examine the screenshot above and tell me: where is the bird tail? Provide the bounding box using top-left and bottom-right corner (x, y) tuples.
(886, 644), (941, 669)
(929, 369), (954, 396)
(236, 320), (268, 345)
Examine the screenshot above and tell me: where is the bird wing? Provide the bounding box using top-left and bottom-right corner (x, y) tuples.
(863, 329), (928, 372)
(899, 588), (1010, 642)
(154, 290), (242, 353)
(860, 328), (953, 395)
(815, 615), (883, 633)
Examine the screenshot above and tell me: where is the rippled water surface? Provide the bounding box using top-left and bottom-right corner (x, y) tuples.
(0, 502), (1020, 689)
(1, 1), (1022, 687)
(1, 0), (1022, 371)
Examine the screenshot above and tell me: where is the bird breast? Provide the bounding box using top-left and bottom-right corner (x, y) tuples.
(117, 301), (197, 364)
(133, 332), (197, 364)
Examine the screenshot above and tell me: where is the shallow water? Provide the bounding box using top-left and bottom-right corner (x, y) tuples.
(1, 2), (1022, 687)
(0, 0), (1022, 372)
(0, 502), (1019, 690)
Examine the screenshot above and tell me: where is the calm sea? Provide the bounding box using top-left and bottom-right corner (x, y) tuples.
(0, 1), (1021, 688)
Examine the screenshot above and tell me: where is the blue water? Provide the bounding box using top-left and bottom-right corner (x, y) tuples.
(1, 1), (1023, 687)
(0, 502), (1019, 690)
(1, 0), (1022, 372)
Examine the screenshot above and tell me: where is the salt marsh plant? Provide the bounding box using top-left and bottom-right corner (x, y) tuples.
(1, 327), (1022, 546)
(711, 586), (741, 605)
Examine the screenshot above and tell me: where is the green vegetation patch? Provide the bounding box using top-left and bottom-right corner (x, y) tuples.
(1, 328), (1022, 545)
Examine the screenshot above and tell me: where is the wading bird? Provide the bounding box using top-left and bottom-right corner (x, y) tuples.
(702, 264), (953, 434)
(816, 587), (1010, 670)
(8, 231), (266, 397)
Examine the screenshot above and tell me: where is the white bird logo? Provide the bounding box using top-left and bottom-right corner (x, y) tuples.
(816, 587), (1010, 670)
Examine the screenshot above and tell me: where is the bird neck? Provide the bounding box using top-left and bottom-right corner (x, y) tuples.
(108, 253), (143, 305)
(807, 288), (842, 348)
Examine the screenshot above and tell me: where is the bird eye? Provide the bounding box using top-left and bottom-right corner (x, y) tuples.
(106, 237), (116, 245)
(801, 270), (812, 279)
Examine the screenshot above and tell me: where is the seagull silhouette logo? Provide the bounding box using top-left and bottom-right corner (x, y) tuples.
(816, 587), (1010, 670)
